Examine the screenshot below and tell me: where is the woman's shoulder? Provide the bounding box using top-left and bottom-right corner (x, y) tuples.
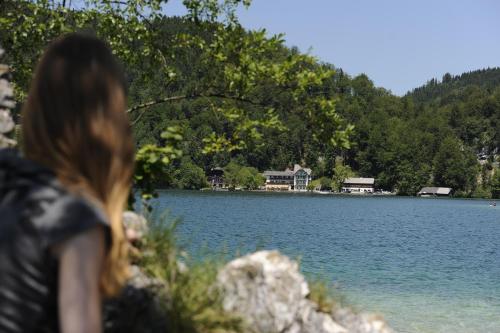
(0, 148), (109, 247)
(30, 188), (109, 247)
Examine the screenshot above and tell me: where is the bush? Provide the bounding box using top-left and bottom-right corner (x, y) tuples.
(137, 215), (244, 333)
(307, 279), (343, 313)
(224, 161), (264, 189)
(174, 159), (209, 190)
(318, 176), (332, 191)
(237, 166), (265, 190)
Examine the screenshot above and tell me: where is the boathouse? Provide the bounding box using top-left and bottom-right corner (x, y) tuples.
(417, 187), (452, 197)
(342, 177), (375, 193)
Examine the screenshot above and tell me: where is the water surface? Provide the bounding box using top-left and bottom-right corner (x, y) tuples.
(149, 191), (500, 333)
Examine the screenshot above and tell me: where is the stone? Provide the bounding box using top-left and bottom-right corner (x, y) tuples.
(217, 250), (347, 333)
(217, 250), (307, 332)
(331, 308), (394, 333)
(217, 250), (393, 333)
(103, 265), (168, 333)
(0, 46), (16, 149)
(0, 109), (14, 134)
(122, 211), (148, 241)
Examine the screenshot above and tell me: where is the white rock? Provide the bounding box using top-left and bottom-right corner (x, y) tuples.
(331, 308), (394, 333)
(217, 250), (347, 333)
(0, 47), (16, 148)
(217, 250), (393, 333)
(122, 211), (148, 240)
(0, 109), (14, 134)
(127, 264), (165, 290)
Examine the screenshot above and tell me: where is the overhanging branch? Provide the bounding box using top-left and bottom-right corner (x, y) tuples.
(127, 95), (189, 113)
(126, 93), (265, 114)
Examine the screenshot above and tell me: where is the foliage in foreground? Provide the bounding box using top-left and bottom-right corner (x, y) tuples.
(307, 277), (345, 314)
(137, 215), (244, 333)
(1, 0), (353, 201)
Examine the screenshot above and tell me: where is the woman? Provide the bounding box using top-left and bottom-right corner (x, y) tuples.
(0, 33), (134, 332)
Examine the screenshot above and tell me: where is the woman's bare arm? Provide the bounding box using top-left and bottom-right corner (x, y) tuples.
(57, 227), (105, 333)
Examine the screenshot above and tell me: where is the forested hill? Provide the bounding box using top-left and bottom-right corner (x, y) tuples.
(125, 18), (500, 197)
(404, 66), (500, 158)
(408, 67), (500, 104)
(339, 66), (500, 196)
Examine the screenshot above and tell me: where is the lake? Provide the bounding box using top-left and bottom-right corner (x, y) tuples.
(148, 191), (500, 333)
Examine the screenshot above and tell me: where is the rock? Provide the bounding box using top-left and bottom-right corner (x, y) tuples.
(103, 281), (168, 332)
(0, 109), (14, 134)
(294, 306), (347, 333)
(331, 308), (394, 333)
(103, 265), (168, 333)
(217, 250), (393, 333)
(0, 77), (15, 112)
(122, 211), (148, 241)
(217, 250), (346, 333)
(217, 250), (307, 332)
(0, 46), (16, 148)
(128, 265), (163, 290)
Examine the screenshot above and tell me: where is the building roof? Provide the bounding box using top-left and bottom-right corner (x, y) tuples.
(418, 187), (452, 195)
(293, 164), (312, 175)
(343, 177), (375, 185)
(264, 164), (312, 177)
(263, 170), (294, 177)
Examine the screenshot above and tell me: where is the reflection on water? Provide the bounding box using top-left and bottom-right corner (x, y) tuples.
(149, 191), (500, 333)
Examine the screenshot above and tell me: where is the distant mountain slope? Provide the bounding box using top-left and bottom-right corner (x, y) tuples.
(407, 67), (500, 104)
(125, 16), (500, 196)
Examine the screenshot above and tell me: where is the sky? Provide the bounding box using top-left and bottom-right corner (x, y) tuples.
(164, 0), (500, 95)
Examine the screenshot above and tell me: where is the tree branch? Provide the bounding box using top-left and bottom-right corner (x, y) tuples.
(126, 93), (265, 114)
(127, 95), (188, 113)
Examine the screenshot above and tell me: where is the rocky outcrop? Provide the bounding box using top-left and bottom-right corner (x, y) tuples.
(103, 268), (168, 333)
(0, 46), (16, 148)
(114, 213), (394, 333)
(217, 250), (394, 333)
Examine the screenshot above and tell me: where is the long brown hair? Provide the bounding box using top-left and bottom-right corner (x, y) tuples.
(22, 33), (134, 296)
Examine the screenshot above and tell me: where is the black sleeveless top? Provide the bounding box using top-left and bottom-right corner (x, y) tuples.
(0, 149), (110, 332)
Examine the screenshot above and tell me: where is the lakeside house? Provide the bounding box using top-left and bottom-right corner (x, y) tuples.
(207, 167), (225, 188)
(342, 177), (375, 193)
(263, 164), (312, 191)
(417, 187), (452, 197)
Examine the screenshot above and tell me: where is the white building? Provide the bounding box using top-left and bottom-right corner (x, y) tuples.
(417, 187), (452, 197)
(263, 164), (312, 191)
(342, 177), (375, 193)
(292, 164), (312, 191)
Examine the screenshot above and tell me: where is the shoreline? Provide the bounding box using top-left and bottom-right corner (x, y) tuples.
(147, 188), (500, 201)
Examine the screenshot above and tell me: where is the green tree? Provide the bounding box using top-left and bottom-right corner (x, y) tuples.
(331, 161), (354, 192)
(222, 161), (263, 189)
(174, 158), (209, 190)
(223, 161), (241, 188)
(491, 169), (500, 199)
(433, 136), (478, 193)
(237, 166), (264, 190)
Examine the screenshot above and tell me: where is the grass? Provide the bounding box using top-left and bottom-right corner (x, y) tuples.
(136, 213), (244, 333)
(307, 276), (346, 314)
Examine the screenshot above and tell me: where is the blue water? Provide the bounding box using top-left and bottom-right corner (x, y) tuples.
(149, 191), (500, 333)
